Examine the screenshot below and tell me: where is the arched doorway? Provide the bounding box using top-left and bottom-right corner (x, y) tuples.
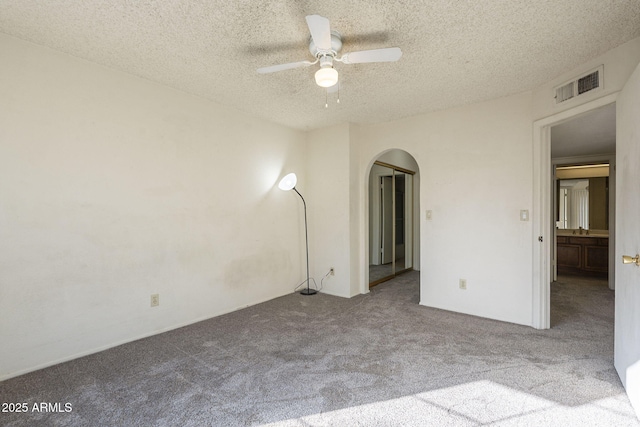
(367, 149), (420, 287)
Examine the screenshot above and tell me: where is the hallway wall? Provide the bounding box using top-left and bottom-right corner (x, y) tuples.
(353, 92), (534, 325)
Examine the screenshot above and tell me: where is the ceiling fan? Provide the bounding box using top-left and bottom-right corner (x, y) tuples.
(257, 15), (402, 89)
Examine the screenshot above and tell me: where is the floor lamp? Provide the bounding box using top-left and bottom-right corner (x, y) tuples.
(278, 173), (317, 295)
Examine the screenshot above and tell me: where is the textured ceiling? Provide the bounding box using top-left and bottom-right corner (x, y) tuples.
(1, 1), (639, 130)
(551, 103), (616, 158)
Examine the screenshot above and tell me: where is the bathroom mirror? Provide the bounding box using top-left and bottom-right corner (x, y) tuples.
(556, 177), (608, 230)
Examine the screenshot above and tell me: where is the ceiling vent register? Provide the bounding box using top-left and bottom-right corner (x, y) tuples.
(554, 65), (603, 105)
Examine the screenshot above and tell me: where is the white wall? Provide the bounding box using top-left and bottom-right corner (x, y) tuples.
(306, 124), (360, 297)
(615, 60), (640, 418)
(0, 34), (306, 380)
(348, 124), (362, 296)
(352, 93), (534, 325)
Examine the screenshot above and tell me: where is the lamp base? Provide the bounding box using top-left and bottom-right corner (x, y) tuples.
(300, 288), (318, 296)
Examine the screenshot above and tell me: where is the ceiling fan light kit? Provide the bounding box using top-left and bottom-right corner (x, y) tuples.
(258, 14), (402, 94)
(315, 66), (338, 87)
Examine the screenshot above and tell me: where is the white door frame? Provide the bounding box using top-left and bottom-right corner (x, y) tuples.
(532, 92), (618, 329)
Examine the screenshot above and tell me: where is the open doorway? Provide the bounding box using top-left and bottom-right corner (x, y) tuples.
(550, 104), (615, 327)
(532, 93), (618, 329)
(368, 150), (419, 288)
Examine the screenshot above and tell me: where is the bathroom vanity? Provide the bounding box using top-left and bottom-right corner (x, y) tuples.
(556, 233), (608, 277)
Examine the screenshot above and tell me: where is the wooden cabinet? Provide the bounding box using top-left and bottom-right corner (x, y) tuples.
(557, 236), (608, 277)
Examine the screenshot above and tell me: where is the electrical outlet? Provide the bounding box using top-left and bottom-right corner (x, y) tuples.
(459, 279), (467, 290)
(150, 294), (159, 307)
(330, 268), (335, 276)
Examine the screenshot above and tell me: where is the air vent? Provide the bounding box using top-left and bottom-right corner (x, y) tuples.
(554, 66), (603, 105)
(578, 71), (599, 94)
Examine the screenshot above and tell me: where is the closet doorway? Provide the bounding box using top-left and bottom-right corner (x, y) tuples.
(369, 160), (415, 286)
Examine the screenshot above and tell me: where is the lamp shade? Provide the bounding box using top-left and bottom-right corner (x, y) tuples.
(314, 67), (338, 88)
(278, 173), (297, 191)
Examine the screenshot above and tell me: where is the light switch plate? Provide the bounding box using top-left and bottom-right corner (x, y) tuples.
(520, 210), (529, 221)
(426, 210), (432, 220)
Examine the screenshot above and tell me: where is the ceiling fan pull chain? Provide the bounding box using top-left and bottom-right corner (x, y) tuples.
(325, 90), (329, 108)
(337, 83), (340, 104)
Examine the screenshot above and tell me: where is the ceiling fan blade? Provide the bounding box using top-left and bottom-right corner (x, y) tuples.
(257, 60), (314, 74)
(340, 47), (402, 64)
(305, 14), (332, 51)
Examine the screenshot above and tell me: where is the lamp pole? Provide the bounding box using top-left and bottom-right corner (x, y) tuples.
(293, 187), (316, 295)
